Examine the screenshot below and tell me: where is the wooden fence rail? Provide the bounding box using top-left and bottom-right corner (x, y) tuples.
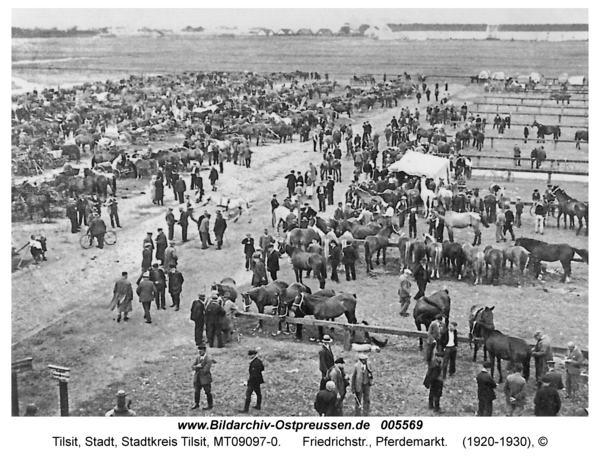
(474, 103), (588, 115)
(482, 96), (588, 105)
(238, 311), (588, 358)
(483, 122), (588, 129)
(484, 137), (587, 148)
(473, 110), (587, 123)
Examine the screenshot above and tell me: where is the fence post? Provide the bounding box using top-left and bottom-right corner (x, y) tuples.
(558, 114), (562, 123)
(12, 370), (19, 417)
(547, 171), (552, 184)
(490, 138), (494, 148)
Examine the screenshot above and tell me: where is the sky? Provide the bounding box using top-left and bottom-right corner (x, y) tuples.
(11, 7), (589, 31)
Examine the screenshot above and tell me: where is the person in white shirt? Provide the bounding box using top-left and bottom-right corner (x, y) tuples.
(441, 321), (458, 379)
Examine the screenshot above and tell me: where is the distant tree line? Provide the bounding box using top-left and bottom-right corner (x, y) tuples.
(12, 27), (107, 38)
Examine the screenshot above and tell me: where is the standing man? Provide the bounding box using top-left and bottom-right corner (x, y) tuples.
(413, 257), (430, 300)
(213, 210), (227, 250)
(66, 199), (79, 233)
(199, 212), (211, 249)
(398, 268), (412, 317)
(191, 345), (213, 410)
(106, 197), (122, 228)
(285, 170), (297, 198)
(271, 194), (279, 211)
(532, 330), (553, 387)
(143, 231), (155, 259)
(423, 357), (443, 413)
(178, 207), (191, 243)
(545, 360), (564, 391)
(174, 175), (187, 204)
(425, 314), (443, 363)
(110, 272), (133, 323)
(316, 182), (327, 212)
(205, 291), (225, 348)
(266, 244), (280, 281)
(259, 229), (275, 262)
(241, 349), (265, 413)
(523, 126), (529, 143)
(190, 293), (206, 347)
(530, 147), (538, 169)
(168, 265), (184, 311)
(503, 207), (516, 241)
(504, 363), (527, 417)
(536, 146), (546, 169)
(314, 381), (338, 417)
(166, 208), (176, 241)
(326, 175), (335, 206)
(534, 201), (546, 235)
(241, 233), (255, 271)
(408, 208), (418, 239)
(495, 209), (506, 243)
(441, 321), (458, 379)
(515, 197), (524, 228)
(534, 377), (562, 417)
(155, 228), (167, 266)
(209, 166), (219, 191)
(149, 263), (166, 310)
(136, 272), (157, 324)
(351, 354), (373, 417)
(319, 335), (335, 390)
(565, 341), (585, 398)
(164, 242), (178, 270)
(476, 361), (497, 416)
(327, 358), (348, 415)
(252, 255), (268, 287)
(397, 197), (408, 228)
(88, 212), (107, 249)
(342, 242), (358, 281)
(513, 144), (521, 167)
(329, 240), (342, 283)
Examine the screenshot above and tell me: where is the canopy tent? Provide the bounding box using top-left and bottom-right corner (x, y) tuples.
(558, 73), (569, 84)
(388, 151), (450, 183)
(529, 72), (543, 83)
(568, 75), (586, 86)
(478, 70), (491, 80)
(491, 72), (505, 81)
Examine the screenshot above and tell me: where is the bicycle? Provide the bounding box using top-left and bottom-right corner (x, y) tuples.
(80, 230), (117, 249)
(483, 170), (514, 182)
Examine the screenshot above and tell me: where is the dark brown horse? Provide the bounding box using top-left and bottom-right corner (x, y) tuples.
(241, 280), (289, 331)
(364, 225), (401, 273)
(290, 292), (357, 340)
(483, 245), (503, 285)
(279, 242), (327, 289)
(574, 130), (588, 149)
(274, 282), (313, 335)
(413, 289), (451, 350)
(287, 227), (321, 249)
(532, 120), (561, 142)
(551, 186), (588, 236)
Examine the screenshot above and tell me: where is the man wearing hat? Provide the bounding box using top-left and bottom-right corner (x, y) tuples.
(329, 240), (342, 283)
(241, 349), (265, 413)
(266, 243), (280, 281)
(476, 361), (497, 416)
(166, 208), (176, 241)
(259, 229), (276, 262)
(174, 174), (187, 204)
(343, 242), (358, 282)
(105, 390), (136, 417)
(408, 207), (418, 239)
(190, 293), (206, 346)
(241, 233), (255, 271)
(149, 263), (167, 310)
(319, 335), (335, 390)
(205, 290), (225, 348)
(565, 341), (584, 398)
(397, 196), (408, 228)
(544, 360), (564, 392)
(504, 363), (527, 416)
(87, 210), (107, 249)
(213, 210), (227, 250)
(314, 381), (338, 417)
(316, 182), (327, 212)
(221, 292), (238, 344)
(179, 207), (192, 243)
(143, 231), (155, 256)
(351, 354), (373, 416)
(285, 170), (297, 198)
(532, 330), (553, 388)
(164, 241), (178, 270)
(326, 175), (335, 206)
(168, 265), (184, 311)
(106, 196), (121, 228)
(398, 269), (412, 317)
(513, 143), (521, 167)
(327, 358), (348, 415)
(413, 257), (430, 300)
(136, 272), (157, 324)
(110, 272), (134, 323)
(534, 376), (561, 416)
(423, 356), (443, 413)
(271, 194), (279, 212)
(191, 345), (213, 410)
(141, 243), (153, 273)
(515, 197), (524, 228)
(441, 321), (458, 379)
(155, 228), (167, 265)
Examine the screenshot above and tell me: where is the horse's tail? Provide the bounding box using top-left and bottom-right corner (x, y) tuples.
(558, 127), (561, 138)
(573, 247), (589, 263)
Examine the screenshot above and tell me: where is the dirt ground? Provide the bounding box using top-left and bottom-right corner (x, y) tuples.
(11, 82), (588, 416)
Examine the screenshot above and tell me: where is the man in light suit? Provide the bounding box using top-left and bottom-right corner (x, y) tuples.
(351, 354), (373, 416)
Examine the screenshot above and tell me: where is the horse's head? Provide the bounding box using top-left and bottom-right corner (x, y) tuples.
(532, 120), (540, 128)
(290, 293), (306, 317)
(477, 306), (495, 330)
(241, 293), (252, 312)
(479, 213), (490, 228)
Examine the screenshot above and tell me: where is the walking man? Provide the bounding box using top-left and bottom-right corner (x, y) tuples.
(351, 354), (373, 416)
(241, 233), (255, 271)
(191, 345), (213, 410)
(515, 197), (524, 228)
(136, 272), (157, 324)
(149, 263), (166, 310)
(190, 293), (206, 346)
(319, 335), (335, 390)
(178, 207), (191, 243)
(398, 268), (412, 317)
(285, 170), (297, 198)
(174, 175), (187, 204)
(168, 265), (184, 311)
(199, 212), (211, 249)
(476, 361), (497, 416)
(327, 358), (348, 415)
(240, 349), (265, 413)
(423, 357), (443, 413)
(513, 144), (521, 167)
(259, 229), (275, 262)
(110, 272), (133, 323)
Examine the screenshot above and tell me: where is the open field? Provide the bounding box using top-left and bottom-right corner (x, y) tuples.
(11, 37), (588, 416)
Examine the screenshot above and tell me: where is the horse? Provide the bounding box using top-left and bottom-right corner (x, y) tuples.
(279, 242), (327, 289)
(337, 219), (382, 239)
(532, 120), (561, 143)
(483, 194), (497, 222)
(409, 240), (427, 267)
(290, 292), (357, 340)
(213, 277), (238, 302)
(274, 282), (313, 335)
(574, 130), (588, 149)
(483, 245), (503, 285)
(353, 187), (384, 208)
(515, 237), (588, 283)
(442, 241), (465, 280)
(551, 186), (588, 236)
(364, 225), (401, 273)
(272, 205), (294, 232)
(241, 280), (289, 331)
(502, 246), (529, 279)
(424, 234), (443, 279)
(398, 236), (412, 270)
(468, 305), (531, 382)
(287, 227), (321, 250)
(437, 188), (453, 210)
(413, 289), (451, 351)
(436, 210), (488, 245)
(204, 193), (250, 213)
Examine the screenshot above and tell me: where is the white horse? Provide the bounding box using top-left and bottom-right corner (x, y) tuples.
(419, 178), (436, 218)
(437, 187), (453, 210)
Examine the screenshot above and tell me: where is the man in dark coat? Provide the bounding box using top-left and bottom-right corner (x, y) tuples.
(178, 208), (191, 243)
(190, 293), (206, 346)
(155, 228), (167, 265)
(191, 346), (213, 410)
(205, 290), (225, 348)
(413, 257), (430, 300)
(314, 381), (338, 417)
(326, 176), (335, 206)
(154, 176), (164, 205)
(503, 207), (516, 241)
(271, 194), (279, 211)
(149, 264), (166, 310)
(66, 200), (79, 233)
(530, 148), (538, 169)
(241, 233), (255, 271)
(251, 257), (268, 287)
(165, 208), (176, 241)
(168, 266), (184, 311)
(106, 197), (121, 228)
(143, 231), (154, 259)
(88, 213), (107, 249)
(343, 242), (358, 281)
(319, 335), (335, 390)
(523, 126), (529, 143)
(76, 196), (88, 227)
(476, 361), (497, 416)
(329, 240), (342, 283)
(241, 349), (265, 412)
(209, 166), (219, 191)
(285, 170), (297, 198)
(136, 272), (157, 324)
(266, 244), (280, 281)
(441, 321), (458, 378)
(424, 357), (443, 413)
(316, 182), (327, 212)
(213, 210), (227, 250)
(174, 176), (187, 204)
(534, 376), (562, 416)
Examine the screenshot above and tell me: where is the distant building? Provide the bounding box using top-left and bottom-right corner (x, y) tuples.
(296, 28), (313, 36)
(257, 28), (274, 36)
(276, 29), (293, 36)
(316, 28), (333, 36)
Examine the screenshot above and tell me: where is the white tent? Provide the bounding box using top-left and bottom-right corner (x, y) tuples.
(558, 73), (569, 84)
(529, 72), (543, 83)
(491, 72), (505, 81)
(388, 151), (450, 183)
(568, 76), (586, 86)
(478, 70), (491, 80)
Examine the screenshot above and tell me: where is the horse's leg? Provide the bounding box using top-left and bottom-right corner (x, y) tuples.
(561, 260), (571, 283)
(497, 356), (503, 383)
(296, 323), (303, 340)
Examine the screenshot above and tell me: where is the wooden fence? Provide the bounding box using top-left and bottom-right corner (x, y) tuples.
(482, 96), (588, 105)
(473, 110), (587, 123)
(238, 311), (588, 358)
(484, 136), (587, 148)
(474, 102), (588, 114)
